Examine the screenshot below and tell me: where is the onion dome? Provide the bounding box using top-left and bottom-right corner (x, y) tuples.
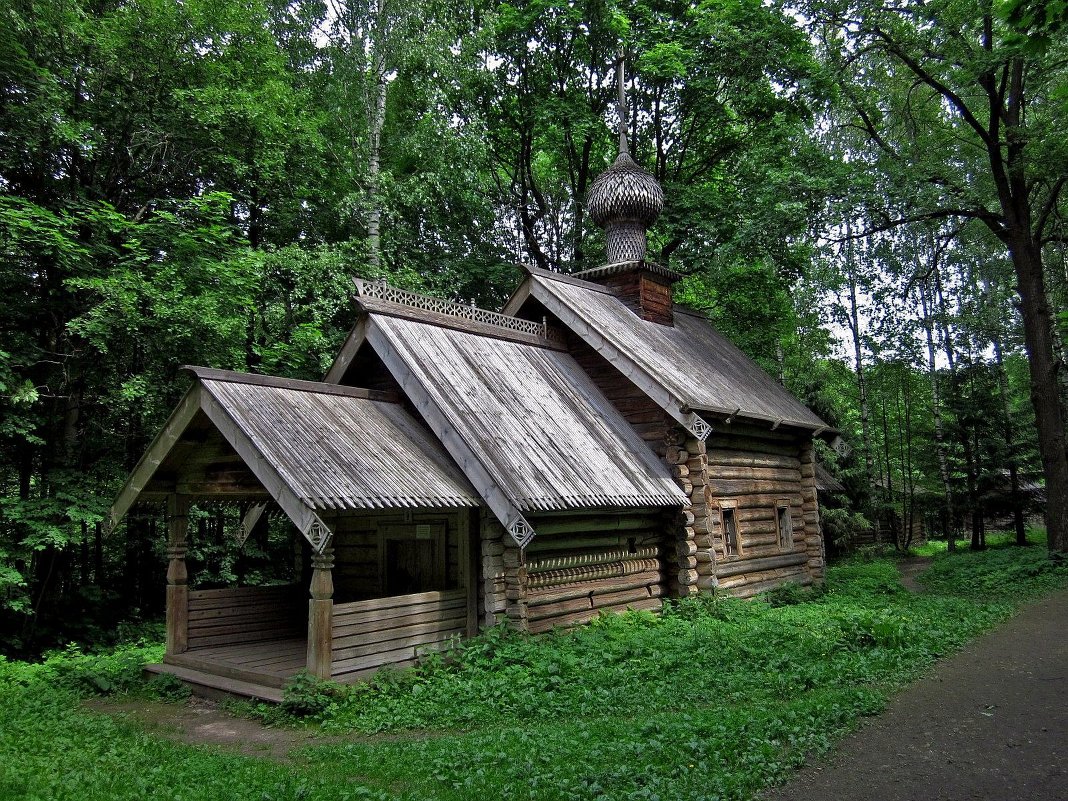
(586, 150), (664, 264)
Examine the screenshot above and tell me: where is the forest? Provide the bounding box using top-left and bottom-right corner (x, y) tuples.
(1, 0), (1066, 655)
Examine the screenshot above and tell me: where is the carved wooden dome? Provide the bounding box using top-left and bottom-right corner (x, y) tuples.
(586, 151), (664, 264)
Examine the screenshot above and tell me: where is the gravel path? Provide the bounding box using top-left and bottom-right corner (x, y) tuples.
(762, 587), (1068, 800)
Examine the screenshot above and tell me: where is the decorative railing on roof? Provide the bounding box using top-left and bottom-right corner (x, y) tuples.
(355, 278), (566, 345)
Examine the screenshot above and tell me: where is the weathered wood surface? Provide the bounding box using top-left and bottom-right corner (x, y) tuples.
(523, 270), (826, 430)
(165, 494), (190, 656)
(186, 585), (302, 650)
(330, 589), (467, 679)
(146, 663), (285, 703)
(201, 378), (478, 511)
(369, 314), (685, 519)
(165, 636), (306, 691)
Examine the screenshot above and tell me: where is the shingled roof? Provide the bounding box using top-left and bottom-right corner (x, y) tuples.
(505, 267), (828, 434)
(108, 368), (478, 550)
(359, 305), (687, 545)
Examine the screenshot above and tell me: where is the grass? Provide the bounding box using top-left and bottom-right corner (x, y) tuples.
(2, 542), (1067, 801)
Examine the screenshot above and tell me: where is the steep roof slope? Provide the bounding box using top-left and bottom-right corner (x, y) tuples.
(507, 268), (827, 432)
(108, 368), (478, 550)
(365, 312), (686, 516)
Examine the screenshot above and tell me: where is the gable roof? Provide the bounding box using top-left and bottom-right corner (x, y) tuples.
(361, 307), (687, 546)
(108, 368), (477, 551)
(505, 267), (828, 434)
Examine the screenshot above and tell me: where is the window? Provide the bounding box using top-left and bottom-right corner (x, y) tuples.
(777, 504), (793, 550)
(721, 507), (739, 557)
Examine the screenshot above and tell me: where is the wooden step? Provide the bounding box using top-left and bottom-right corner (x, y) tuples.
(144, 663), (284, 704)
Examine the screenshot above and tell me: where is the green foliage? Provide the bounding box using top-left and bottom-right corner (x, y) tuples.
(2, 547), (1065, 799)
(145, 670), (191, 702)
(280, 671), (342, 719)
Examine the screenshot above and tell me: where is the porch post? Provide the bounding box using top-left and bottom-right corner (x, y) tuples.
(165, 494), (190, 656)
(306, 542), (334, 680)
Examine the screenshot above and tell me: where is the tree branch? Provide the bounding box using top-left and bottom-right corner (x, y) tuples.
(1035, 177), (1067, 242)
(870, 26), (994, 148)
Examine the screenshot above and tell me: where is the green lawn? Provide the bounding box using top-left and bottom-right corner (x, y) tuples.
(2, 536), (1065, 801)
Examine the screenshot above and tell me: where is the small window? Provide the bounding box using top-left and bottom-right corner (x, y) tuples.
(777, 505), (793, 550)
(722, 507), (739, 557)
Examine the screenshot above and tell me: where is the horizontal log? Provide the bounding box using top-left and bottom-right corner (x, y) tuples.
(728, 574), (813, 599)
(528, 547), (659, 572)
(332, 597), (467, 635)
(188, 584), (298, 603)
(711, 466), (802, 482)
(187, 627), (300, 649)
(332, 636), (457, 676)
(527, 596), (592, 621)
(709, 479), (803, 496)
(708, 493), (806, 509)
(333, 589), (465, 616)
(707, 450), (802, 469)
(737, 543), (807, 560)
(526, 596), (663, 634)
(333, 620), (464, 661)
(526, 516), (662, 537)
(714, 551), (809, 579)
(528, 558), (661, 589)
(188, 600), (297, 622)
(706, 437), (800, 457)
(332, 615), (466, 654)
(595, 584), (659, 608)
(527, 571), (662, 607)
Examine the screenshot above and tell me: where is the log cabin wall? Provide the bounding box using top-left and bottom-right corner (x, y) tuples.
(799, 441), (826, 581)
(665, 427), (711, 599)
(330, 589), (468, 681)
(479, 510), (670, 633)
(522, 512), (668, 634)
(567, 337), (672, 459)
(698, 422), (824, 597)
(479, 512), (508, 627)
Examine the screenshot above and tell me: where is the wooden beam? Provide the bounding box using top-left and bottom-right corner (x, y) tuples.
(463, 508), (479, 637)
(166, 494), (190, 656)
(182, 364), (392, 402)
(108, 384), (204, 532)
(364, 318), (537, 547)
(322, 316), (368, 383)
(306, 544), (334, 680)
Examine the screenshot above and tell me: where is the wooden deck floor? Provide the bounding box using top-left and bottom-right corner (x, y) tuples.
(164, 637), (307, 690)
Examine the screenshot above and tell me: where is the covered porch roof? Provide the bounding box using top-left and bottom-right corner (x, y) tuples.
(108, 367), (479, 551)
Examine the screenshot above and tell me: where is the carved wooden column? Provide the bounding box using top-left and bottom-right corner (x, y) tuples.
(165, 494), (190, 656)
(306, 543), (334, 680)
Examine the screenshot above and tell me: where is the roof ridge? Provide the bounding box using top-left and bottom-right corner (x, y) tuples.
(355, 278), (567, 346)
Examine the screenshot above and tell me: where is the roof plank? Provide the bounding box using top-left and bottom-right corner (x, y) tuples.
(525, 269), (827, 431)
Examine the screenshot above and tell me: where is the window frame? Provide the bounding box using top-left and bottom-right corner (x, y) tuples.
(719, 500), (740, 558)
(776, 501), (793, 550)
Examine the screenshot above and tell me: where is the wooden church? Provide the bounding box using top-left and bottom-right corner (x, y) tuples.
(110, 124), (832, 700)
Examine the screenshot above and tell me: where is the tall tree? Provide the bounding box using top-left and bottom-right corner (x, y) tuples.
(808, 0), (1068, 553)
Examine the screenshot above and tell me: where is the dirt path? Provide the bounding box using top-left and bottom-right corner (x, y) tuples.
(84, 696), (334, 761)
(896, 555), (933, 593)
(762, 587), (1068, 801)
